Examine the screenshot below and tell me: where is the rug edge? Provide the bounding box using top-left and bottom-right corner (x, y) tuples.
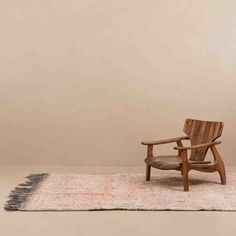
(4, 173), (49, 211)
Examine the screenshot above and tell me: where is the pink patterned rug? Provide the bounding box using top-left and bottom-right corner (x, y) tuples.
(5, 172), (236, 211)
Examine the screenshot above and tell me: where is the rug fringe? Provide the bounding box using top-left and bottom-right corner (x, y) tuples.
(4, 173), (48, 211)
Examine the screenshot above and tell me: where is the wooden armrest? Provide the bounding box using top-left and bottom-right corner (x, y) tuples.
(173, 141), (221, 150)
(141, 136), (189, 146)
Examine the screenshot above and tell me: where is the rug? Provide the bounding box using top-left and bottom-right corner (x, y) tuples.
(5, 172), (236, 211)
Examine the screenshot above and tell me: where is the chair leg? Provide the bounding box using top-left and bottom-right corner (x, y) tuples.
(182, 165), (189, 191)
(218, 164), (226, 185)
(210, 145), (226, 185)
(146, 165), (151, 181)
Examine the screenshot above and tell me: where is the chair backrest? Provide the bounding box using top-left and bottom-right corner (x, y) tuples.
(183, 119), (224, 161)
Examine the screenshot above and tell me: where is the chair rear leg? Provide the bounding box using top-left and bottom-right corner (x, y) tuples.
(146, 165), (151, 181)
(218, 164), (226, 185)
(210, 145), (226, 185)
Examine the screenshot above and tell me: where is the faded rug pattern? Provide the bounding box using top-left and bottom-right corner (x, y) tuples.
(6, 172), (236, 211)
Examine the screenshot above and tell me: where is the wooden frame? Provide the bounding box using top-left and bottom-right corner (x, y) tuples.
(141, 119), (226, 191)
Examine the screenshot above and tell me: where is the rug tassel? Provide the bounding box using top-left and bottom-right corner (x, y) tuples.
(4, 173), (48, 211)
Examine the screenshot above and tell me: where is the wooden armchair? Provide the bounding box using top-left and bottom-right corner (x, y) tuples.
(141, 119), (226, 191)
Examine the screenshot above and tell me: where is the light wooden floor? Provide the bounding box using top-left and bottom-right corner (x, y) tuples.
(1, 166), (236, 236)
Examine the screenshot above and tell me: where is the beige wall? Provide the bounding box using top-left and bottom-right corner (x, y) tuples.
(0, 0), (236, 166)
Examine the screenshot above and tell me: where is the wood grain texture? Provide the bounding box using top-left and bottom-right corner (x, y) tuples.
(174, 141), (221, 150)
(183, 119), (223, 161)
(145, 156), (181, 170)
(142, 118), (226, 191)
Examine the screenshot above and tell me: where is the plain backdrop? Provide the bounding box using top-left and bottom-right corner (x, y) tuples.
(0, 0), (235, 166)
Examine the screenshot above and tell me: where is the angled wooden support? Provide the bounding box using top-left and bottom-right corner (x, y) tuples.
(210, 145), (226, 185)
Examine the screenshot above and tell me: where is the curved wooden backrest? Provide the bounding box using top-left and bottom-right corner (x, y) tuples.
(183, 119), (224, 161)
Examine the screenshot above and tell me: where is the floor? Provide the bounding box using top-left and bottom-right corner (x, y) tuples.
(1, 166), (236, 236)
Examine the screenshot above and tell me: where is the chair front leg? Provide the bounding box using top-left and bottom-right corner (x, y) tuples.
(145, 145), (153, 181)
(180, 150), (189, 191)
(176, 140), (184, 175)
(146, 165), (151, 181)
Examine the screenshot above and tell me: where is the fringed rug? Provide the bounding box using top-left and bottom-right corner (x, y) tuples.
(5, 172), (236, 211)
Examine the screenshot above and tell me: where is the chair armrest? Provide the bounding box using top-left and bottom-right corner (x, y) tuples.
(173, 141), (221, 150)
(141, 136), (189, 145)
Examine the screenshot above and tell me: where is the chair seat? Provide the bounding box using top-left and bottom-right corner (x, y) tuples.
(145, 155), (182, 170)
